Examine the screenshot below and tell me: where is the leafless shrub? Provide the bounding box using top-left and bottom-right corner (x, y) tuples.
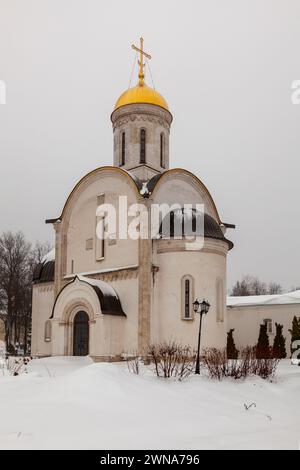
(242, 347), (279, 379)
(202, 348), (227, 380)
(202, 348), (250, 380)
(147, 342), (196, 380)
(125, 352), (141, 375)
(177, 348), (197, 381)
(253, 356), (280, 379)
(203, 347), (279, 381)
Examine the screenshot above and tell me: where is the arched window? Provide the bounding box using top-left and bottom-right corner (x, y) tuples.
(140, 128), (146, 164)
(44, 320), (52, 342)
(120, 131), (125, 166)
(184, 279), (190, 318)
(160, 133), (165, 168)
(181, 275), (194, 319)
(96, 194), (105, 260)
(216, 278), (224, 322)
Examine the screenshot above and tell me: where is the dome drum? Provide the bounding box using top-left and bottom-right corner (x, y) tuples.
(112, 102), (172, 179)
(111, 102), (173, 130)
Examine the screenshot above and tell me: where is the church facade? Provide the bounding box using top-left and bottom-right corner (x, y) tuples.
(31, 39), (236, 360)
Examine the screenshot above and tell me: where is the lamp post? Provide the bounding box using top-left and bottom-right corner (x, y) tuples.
(193, 298), (210, 375)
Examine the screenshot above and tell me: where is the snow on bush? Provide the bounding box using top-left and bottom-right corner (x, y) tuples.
(147, 341), (196, 380)
(203, 347), (279, 381)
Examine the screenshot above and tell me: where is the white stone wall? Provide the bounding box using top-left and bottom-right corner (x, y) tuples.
(152, 240), (228, 349)
(109, 277), (139, 354)
(148, 168), (229, 350)
(65, 172), (139, 276)
(228, 304), (300, 356)
(31, 283), (54, 357)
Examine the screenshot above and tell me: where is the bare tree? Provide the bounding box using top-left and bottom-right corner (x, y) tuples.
(268, 282), (283, 295)
(30, 241), (52, 266)
(231, 276), (282, 296)
(0, 233), (52, 353)
(0, 232), (31, 351)
(290, 285), (300, 292)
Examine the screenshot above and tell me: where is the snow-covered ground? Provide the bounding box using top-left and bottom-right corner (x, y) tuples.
(0, 357), (299, 450)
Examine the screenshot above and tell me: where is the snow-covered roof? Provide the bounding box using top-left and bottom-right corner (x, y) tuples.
(41, 247), (55, 263)
(64, 264), (138, 279)
(75, 275), (126, 316)
(227, 290), (300, 307)
(77, 275), (120, 300)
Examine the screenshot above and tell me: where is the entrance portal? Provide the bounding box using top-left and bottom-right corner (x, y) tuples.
(73, 311), (89, 356)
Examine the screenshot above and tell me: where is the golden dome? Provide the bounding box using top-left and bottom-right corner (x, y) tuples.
(114, 83), (169, 111)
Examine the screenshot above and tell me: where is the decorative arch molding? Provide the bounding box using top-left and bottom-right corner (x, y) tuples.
(59, 166), (142, 223)
(60, 298), (96, 325)
(111, 102), (173, 131)
(47, 167), (143, 285)
(61, 302), (94, 357)
(51, 278), (102, 357)
(112, 113), (172, 132)
(51, 276), (102, 321)
(149, 168), (222, 223)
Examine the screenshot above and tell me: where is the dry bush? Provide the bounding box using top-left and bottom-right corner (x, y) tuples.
(202, 348), (248, 380)
(201, 348), (227, 380)
(147, 341), (196, 380)
(203, 347), (279, 381)
(125, 352), (141, 375)
(248, 352), (279, 379)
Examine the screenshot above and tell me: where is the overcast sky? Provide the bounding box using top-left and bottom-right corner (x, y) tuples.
(0, 0), (300, 291)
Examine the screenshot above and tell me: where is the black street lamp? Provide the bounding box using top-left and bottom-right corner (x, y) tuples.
(193, 298), (210, 375)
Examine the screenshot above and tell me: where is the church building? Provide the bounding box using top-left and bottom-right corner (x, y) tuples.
(31, 39), (235, 360)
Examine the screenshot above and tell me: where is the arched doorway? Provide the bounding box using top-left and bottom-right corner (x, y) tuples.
(73, 311), (89, 356)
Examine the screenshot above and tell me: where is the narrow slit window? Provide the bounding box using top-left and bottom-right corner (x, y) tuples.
(185, 279), (190, 318)
(160, 133), (165, 168)
(96, 194), (105, 260)
(121, 132), (125, 166)
(44, 320), (52, 342)
(140, 128), (146, 164)
(181, 275), (194, 320)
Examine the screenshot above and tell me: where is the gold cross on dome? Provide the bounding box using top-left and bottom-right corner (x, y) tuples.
(131, 37), (151, 86)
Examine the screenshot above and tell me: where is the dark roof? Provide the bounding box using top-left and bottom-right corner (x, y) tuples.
(159, 209), (233, 250)
(80, 278), (126, 317)
(33, 260), (55, 284)
(50, 276), (126, 318)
